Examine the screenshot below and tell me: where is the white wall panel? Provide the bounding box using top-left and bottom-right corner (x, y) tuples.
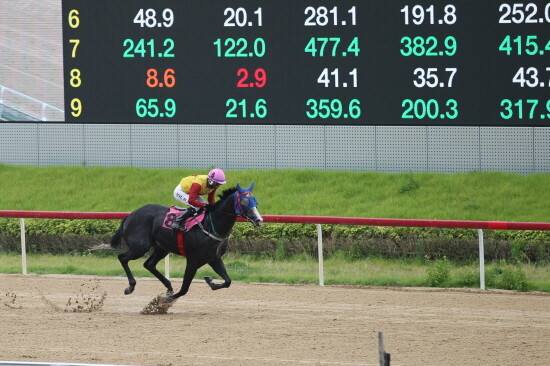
(131, 125), (178, 168)
(84, 124), (131, 166)
(227, 125), (275, 169)
(534, 128), (550, 173)
(1, 123), (550, 174)
(376, 126), (427, 172)
(0, 124), (38, 165)
(480, 127), (533, 174)
(38, 124), (84, 166)
(177, 125), (227, 169)
(428, 126), (479, 173)
(325, 126), (376, 171)
(275, 126), (325, 169)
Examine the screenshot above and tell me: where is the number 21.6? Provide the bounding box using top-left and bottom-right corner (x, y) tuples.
(226, 99), (267, 118)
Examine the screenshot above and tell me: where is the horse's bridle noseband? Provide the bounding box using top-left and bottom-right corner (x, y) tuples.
(233, 190), (258, 223)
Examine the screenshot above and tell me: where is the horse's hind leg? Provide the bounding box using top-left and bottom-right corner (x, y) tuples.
(143, 248), (173, 295)
(204, 257), (231, 290)
(118, 251), (142, 295)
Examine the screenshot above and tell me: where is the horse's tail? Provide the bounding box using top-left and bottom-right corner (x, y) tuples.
(110, 215), (128, 249)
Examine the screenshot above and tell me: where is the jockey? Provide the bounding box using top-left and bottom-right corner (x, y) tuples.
(170, 168), (227, 230)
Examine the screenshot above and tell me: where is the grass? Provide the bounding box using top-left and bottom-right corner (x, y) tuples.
(1, 252), (549, 292)
(2, 164), (550, 221)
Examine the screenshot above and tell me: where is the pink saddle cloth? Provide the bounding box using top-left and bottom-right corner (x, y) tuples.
(162, 206), (205, 232)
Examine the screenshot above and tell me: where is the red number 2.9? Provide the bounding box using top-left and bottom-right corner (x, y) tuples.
(236, 68), (267, 88)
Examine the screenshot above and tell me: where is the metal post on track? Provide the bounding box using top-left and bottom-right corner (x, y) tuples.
(316, 224), (324, 286)
(478, 229), (485, 290)
(378, 331), (391, 366)
(19, 218), (27, 275)
(164, 254), (170, 280)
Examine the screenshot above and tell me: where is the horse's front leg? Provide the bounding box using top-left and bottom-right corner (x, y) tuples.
(165, 262), (198, 302)
(204, 257), (231, 290)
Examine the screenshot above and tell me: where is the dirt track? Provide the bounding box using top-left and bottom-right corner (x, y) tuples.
(1, 274), (549, 366)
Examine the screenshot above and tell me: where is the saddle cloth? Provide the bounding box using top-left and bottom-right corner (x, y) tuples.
(162, 206), (206, 257)
(162, 206), (205, 232)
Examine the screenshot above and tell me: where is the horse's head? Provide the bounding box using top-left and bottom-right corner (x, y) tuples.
(234, 182), (263, 227)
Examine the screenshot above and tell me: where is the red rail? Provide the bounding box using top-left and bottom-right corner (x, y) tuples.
(1, 210), (550, 231)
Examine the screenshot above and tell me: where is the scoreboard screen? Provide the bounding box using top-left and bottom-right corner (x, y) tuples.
(11, 1), (550, 125)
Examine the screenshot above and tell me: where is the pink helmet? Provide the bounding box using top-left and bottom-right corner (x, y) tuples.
(208, 168), (226, 184)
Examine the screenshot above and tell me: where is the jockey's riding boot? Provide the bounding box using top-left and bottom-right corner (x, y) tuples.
(170, 207), (196, 230)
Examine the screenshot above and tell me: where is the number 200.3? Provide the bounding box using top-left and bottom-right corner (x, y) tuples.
(402, 99), (458, 119)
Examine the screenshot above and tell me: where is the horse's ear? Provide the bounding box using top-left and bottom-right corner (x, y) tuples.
(248, 182), (254, 191)
(236, 183), (242, 191)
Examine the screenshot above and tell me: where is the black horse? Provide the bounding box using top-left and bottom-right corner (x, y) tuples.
(109, 183), (263, 302)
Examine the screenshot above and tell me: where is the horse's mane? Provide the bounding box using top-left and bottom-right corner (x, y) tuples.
(213, 186), (238, 207)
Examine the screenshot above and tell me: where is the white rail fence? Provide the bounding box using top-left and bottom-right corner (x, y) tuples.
(2, 210), (550, 290)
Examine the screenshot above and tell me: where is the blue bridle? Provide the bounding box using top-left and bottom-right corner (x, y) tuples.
(233, 183), (258, 218)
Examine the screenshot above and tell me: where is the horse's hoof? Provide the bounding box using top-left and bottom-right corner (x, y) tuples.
(124, 286), (134, 295)
(204, 276), (213, 283)
(163, 296), (176, 303)
(166, 290), (174, 296)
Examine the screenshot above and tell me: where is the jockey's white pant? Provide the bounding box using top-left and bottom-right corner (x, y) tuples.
(173, 185), (206, 209)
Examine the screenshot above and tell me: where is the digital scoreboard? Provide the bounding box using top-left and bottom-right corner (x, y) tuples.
(60, 0), (550, 125)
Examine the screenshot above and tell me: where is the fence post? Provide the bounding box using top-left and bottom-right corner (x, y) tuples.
(19, 218), (27, 275)
(316, 224), (324, 286)
(478, 229), (485, 290)
(164, 254), (170, 280)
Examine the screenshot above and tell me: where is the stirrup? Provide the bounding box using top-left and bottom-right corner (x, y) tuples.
(170, 221), (185, 230)
(170, 209), (195, 230)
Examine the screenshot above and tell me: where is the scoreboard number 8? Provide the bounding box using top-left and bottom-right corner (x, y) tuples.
(70, 69), (82, 87)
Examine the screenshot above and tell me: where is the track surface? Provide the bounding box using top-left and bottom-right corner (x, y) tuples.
(1, 274), (549, 366)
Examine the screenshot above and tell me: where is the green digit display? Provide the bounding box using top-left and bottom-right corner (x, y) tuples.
(135, 98), (176, 118)
(304, 37), (359, 57)
(214, 38), (266, 57)
(499, 35), (550, 56)
(306, 99), (361, 119)
(165, 99), (177, 117)
(226, 99), (267, 118)
(401, 99), (458, 119)
(500, 99), (542, 119)
(444, 36), (457, 56)
(122, 39), (174, 58)
(400, 36), (456, 56)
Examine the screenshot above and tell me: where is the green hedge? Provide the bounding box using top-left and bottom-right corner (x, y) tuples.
(1, 218), (549, 262)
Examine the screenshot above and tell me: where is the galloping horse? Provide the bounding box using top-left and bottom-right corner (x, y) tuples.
(110, 183), (262, 302)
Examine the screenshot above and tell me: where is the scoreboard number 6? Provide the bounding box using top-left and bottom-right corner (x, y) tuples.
(68, 9), (80, 28)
